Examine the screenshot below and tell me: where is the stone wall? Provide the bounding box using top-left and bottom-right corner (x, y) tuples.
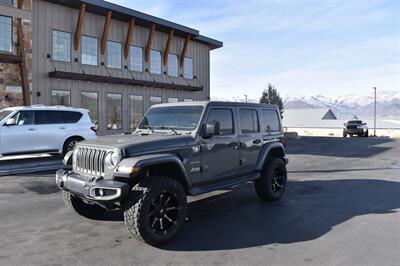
(0, 0), (32, 109)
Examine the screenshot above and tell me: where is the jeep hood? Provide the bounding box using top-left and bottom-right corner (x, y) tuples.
(78, 133), (195, 155)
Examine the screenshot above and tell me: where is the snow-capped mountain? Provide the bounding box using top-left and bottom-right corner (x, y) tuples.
(284, 91), (400, 117)
(211, 91), (400, 117)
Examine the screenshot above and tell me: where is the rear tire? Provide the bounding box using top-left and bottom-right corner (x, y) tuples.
(62, 137), (83, 155)
(63, 191), (106, 219)
(124, 176), (187, 246)
(255, 158), (287, 201)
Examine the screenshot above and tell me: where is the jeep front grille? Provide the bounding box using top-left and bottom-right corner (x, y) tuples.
(74, 147), (108, 176)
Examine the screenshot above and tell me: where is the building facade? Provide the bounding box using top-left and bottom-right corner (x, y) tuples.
(0, 0), (222, 135)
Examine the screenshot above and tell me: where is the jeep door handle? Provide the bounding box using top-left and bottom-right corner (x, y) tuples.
(253, 139), (262, 144)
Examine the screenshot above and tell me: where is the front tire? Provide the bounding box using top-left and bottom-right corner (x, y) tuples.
(63, 191), (106, 219)
(343, 132), (347, 138)
(364, 130), (369, 137)
(255, 158), (287, 201)
(124, 176), (187, 246)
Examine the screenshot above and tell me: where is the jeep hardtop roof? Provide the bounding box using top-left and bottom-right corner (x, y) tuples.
(150, 101), (279, 110)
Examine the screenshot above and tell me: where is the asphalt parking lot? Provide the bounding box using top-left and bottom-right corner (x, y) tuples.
(1, 136), (399, 265)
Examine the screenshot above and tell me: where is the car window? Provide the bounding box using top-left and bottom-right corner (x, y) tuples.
(206, 109), (234, 135)
(239, 109), (259, 134)
(13, 111), (34, 125)
(34, 111), (82, 124)
(0, 110), (13, 122)
(261, 109), (281, 132)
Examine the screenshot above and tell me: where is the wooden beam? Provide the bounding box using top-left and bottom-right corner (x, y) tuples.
(163, 29), (174, 65)
(74, 3), (86, 51)
(145, 23), (156, 63)
(100, 11), (112, 55)
(180, 34), (190, 67)
(16, 0), (30, 106)
(124, 17), (135, 59)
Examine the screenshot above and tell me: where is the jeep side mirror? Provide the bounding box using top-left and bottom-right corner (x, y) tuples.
(203, 122), (220, 138)
(5, 118), (16, 126)
(363, 123), (367, 125)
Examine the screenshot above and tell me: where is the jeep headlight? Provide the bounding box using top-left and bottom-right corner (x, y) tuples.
(105, 151), (120, 169)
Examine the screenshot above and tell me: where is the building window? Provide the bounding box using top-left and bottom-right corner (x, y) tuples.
(239, 109), (260, 134)
(130, 95), (143, 129)
(0, 0), (14, 6)
(81, 92), (98, 129)
(52, 30), (71, 62)
(81, 36), (98, 66)
(129, 46), (142, 72)
(149, 50), (161, 75)
(51, 90), (71, 106)
(149, 96), (162, 107)
(168, 97), (179, 103)
(167, 54), (178, 77)
(183, 57), (193, 79)
(106, 41), (121, 69)
(184, 98), (193, 102)
(0, 16), (12, 52)
(107, 93), (122, 130)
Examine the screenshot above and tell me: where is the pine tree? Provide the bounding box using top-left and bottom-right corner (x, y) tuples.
(260, 83), (284, 118)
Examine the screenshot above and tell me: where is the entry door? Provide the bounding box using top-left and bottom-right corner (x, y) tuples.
(200, 108), (240, 184)
(237, 108), (262, 174)
(0, 111), (38, 155)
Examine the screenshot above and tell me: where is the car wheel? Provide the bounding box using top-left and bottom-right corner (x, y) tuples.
(63, 191), (106, 219)
(124, 176), (187, 246)
(255, 158), (287, 201)
(343, 132), (347, 138)
(63, 137), (83, 155)
(364, 130), (369, 137)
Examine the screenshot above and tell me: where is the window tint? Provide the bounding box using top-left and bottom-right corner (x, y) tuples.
(239, 109), (259, 134)
(106, 41), (121, 69)
(13, 111), (34, 125)
(207, 109), (234, 135)
(52, 30), (71, 62)
(81, 36), (98, 65)
(261, 109), (280, 132)
(0, 15), (12, 52)
(34, 111), (82, 124)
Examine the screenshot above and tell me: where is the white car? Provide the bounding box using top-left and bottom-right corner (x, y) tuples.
(0, 105), (96, 157)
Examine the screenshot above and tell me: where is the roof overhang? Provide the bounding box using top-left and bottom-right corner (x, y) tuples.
(43, 0), (223, 49)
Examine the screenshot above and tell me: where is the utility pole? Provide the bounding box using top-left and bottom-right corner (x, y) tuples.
(373, 87), (377, 137)
(244, 94), (247, 102)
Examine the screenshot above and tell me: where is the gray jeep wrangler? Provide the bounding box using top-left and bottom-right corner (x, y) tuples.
(56, 101), (288, 245)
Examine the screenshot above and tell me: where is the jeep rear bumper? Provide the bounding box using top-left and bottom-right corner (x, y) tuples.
(55, 169), (129, 202)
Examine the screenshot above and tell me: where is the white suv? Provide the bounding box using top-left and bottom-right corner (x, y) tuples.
(0, 105), (96, 157)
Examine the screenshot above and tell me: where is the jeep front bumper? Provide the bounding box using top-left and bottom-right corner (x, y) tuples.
(55, 169), (129, 202)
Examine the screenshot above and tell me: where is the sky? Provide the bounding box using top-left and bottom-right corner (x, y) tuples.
(108, 0), (400, 99)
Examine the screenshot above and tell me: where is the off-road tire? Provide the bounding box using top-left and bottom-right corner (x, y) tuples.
(124, 176), (187, 246)
(62, 137), (83, 155)
(343, 132), (347, 138)
(364, 130), (369, 137)
(255, 158), (287, 201)
(63, 191), (106, 219)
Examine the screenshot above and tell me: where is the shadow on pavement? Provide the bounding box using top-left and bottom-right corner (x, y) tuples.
(285, 136), (395, 158)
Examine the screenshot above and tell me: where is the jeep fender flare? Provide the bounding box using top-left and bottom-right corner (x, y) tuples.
(117, 153), (192, 188)
(255, 142), (286, 172)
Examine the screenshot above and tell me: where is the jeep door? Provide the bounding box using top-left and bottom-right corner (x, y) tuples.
(200, 107), (240, 183)
(237, 108), (263, 174)
(0, 111), (38, 155)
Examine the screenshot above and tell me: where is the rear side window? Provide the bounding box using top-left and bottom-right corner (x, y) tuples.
(206, 109), (234, 135)
(239, 109), (259, 134)
(34, 111), (82, 124)
(261, 109), (281, 132)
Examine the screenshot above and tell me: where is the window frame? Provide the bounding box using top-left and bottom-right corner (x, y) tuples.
(51, 89), (71, 106)
(183, 57), (194, 79)
(205, 107), (235, 136)
(51, 29), (72, 63)
(129, 45), (143, 72)
(239, 108), (260, 134)
(0, 15), (12, 53)
(80, 35), (98, 66)
(106, 40), (122, 69)
(149, 49), (162, 75)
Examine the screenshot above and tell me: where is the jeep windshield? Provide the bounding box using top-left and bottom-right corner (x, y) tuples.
(138, 106), (204, 132)
(0, 110), (13, 123)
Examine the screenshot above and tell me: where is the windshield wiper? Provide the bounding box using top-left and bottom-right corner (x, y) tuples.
(159, 126), (179, 135)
